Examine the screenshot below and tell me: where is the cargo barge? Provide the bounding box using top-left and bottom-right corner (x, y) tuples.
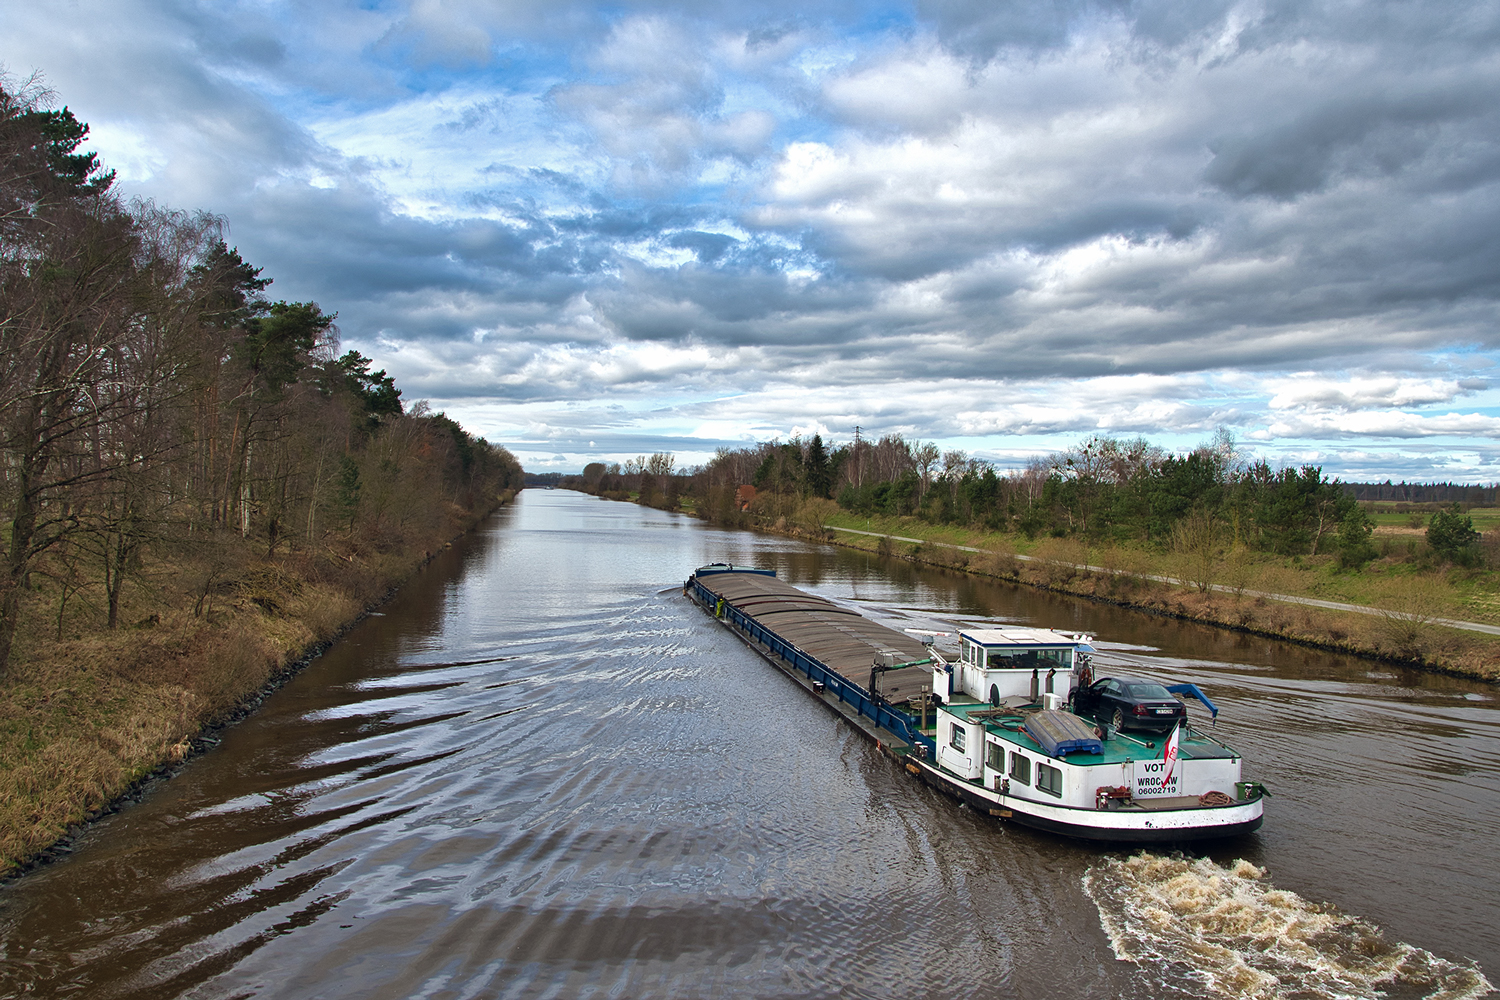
(686, 564), (1266, 843)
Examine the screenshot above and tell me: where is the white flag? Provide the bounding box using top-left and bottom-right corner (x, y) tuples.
(1162, 723), (1181, 788)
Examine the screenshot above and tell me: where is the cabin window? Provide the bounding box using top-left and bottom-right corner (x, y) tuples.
(1009, 752), (1030, 786)
(950, 724), (967, 752)
(987, 742), (1004, 771)
(985, 648), (1072, 670)
(1036, 763), (1062, 797)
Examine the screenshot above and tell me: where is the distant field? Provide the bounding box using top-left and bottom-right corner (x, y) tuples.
(1366, 505), (1500, 532)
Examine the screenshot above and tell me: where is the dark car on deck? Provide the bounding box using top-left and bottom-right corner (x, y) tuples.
(1073, 676), (1187, 733)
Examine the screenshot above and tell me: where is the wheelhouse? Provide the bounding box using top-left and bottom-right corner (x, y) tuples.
(938, 627), (1095, 706)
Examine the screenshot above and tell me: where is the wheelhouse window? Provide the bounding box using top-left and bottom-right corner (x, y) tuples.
(1009, 752), (1030, 786)
(983, 648), (1074, 670)
(950, 724), (967, 752)
(986, 742), (1004, 771)
(1037, 763), (1062, 797)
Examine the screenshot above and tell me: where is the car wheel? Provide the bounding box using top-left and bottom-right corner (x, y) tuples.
(1111, 708), (1126, 731)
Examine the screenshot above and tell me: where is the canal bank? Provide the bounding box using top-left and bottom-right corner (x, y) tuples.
(799, 520), (1500, 681)
(578, 489), (1500, 678)
(603, 489), (1500, 681)
(0, 490), (517, 878)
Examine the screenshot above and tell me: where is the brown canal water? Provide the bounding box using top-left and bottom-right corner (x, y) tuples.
(1, 489), (1496, 999)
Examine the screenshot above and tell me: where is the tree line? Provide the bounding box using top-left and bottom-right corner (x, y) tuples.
(1346, 481), (1499, 504)
(564, 429), (1491, 570)
(0, 78), (522, 674)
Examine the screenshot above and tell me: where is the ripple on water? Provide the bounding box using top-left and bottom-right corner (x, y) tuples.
(1083, 852), (1494, 1000)
(3, 492), (1498, 999)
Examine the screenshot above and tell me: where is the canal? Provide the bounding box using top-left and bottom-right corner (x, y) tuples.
(0, 489), (1494, 998)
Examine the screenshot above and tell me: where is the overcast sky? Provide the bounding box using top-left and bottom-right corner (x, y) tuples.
(5, 0), (1500, 478)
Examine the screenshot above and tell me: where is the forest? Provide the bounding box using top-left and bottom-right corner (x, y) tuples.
(0, 78), (526, 867)
(565, 430), (1490, 572)
(0, 78), (523, 679)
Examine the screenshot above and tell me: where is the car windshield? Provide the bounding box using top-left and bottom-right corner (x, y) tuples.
(1124, 683), (1173, 700)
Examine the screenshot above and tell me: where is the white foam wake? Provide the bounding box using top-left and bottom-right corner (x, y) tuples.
(1082, 853), (1493, 1000)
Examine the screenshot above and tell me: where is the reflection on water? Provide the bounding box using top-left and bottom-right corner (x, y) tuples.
(0, 491), (1494, 999)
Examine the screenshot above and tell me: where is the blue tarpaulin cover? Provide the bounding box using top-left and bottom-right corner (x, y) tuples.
(1023, 709), (1104, 757)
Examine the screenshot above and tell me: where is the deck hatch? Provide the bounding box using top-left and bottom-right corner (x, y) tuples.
(1022, 709), (1104, 757)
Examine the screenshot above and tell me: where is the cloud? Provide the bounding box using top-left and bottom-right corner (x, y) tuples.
(550, 16), (782, 189)
(5, 0), (1500, 476)
(1267, 376), (1486, 413)
(1263, 411), (1500, 440)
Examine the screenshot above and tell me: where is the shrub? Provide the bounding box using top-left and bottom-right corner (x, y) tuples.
(1427, 505), (1481, 566)
(1336, 508), (1378, 570)
(984, 550), (1020, 578)
(1171, 510), (1219, 592)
